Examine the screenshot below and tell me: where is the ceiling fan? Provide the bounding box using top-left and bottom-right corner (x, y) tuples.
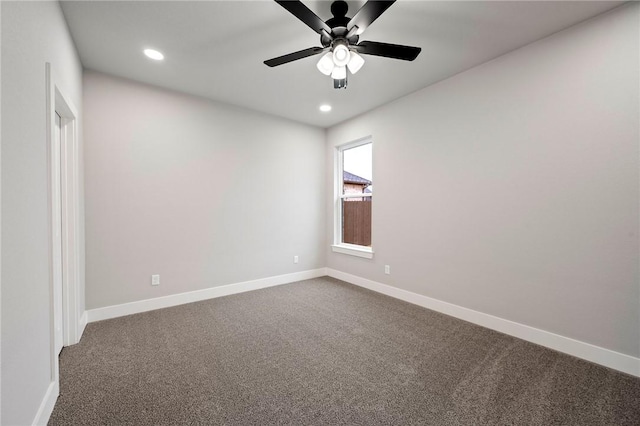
(264, 0), (421, 89)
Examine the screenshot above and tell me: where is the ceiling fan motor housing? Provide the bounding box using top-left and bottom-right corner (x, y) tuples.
(321, 27), (359, 49)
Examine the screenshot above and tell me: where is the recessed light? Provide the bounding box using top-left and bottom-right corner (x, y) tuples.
(144, 48), (164, 61)
(319, 104), (332, 112)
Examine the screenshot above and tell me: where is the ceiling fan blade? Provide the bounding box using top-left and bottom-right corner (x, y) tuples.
(355, 41), (421, 61)
(275, 1), (332, 35)
(264, 46), (328, 67)
(347, 1), (395, 35)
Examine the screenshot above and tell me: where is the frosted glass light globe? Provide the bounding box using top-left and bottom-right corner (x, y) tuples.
(347, 51), (365, 74)
(316, 52), (335, 76)
(331, 65), (346, 80)
(332, 43), (350, 67)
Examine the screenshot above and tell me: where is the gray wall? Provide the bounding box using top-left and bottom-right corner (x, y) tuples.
(1, 1), (84, 424)
(83, 71), (326, 309)
(326, 4), (639, 357)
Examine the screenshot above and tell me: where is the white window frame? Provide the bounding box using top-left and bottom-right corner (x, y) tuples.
(332, 136), (374, 259)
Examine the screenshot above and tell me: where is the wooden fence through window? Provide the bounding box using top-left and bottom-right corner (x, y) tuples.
(342, 199), (372, 246)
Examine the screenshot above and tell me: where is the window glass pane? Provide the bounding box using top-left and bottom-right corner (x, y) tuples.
(342, 143), (372, 196)
(342, 198), (372, 246)
(341, 142), (372, 247)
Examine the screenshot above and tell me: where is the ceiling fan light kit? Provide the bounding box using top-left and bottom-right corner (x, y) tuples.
(265, 0), (421, 89)
(317, 48), (364, 79)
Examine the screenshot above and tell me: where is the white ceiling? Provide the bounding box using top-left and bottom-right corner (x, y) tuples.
(60, 1), (624, 128)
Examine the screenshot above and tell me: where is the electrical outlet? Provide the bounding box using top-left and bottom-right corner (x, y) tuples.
(384, 265), (391, 275)
(293, 255), (299, 264)
(151, 274), (160, 286)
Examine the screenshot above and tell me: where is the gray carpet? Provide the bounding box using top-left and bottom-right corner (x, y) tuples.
(50, 277), (640, 425)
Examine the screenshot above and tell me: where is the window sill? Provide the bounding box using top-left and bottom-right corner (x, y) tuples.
(331, 244), (374, 259)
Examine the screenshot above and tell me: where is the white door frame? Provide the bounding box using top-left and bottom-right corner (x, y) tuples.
(46, 63), (83, 384)
(53, 112), (63, 356)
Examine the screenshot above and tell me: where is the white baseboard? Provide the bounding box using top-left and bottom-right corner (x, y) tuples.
(32, 380), (59, 426)
(87, 268), (327, 323)
(326, 268), (640, 377)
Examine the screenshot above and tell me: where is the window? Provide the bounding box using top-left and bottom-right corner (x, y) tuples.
(332, 137), (373, 259)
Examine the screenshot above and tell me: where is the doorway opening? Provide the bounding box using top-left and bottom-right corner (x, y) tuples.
(46, 63), (83, 392)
